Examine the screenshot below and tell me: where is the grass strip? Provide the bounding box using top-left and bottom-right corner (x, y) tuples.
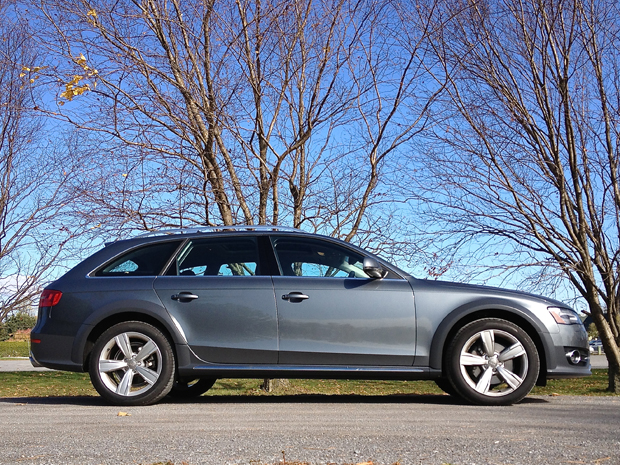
(0, 341), (29, 358)
(0, 369), (613, 398)
(531, 368), (613, 396)
(0, 372), (97, 397)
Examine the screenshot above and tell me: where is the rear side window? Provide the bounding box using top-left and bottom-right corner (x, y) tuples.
(95, 241), (182, 277)
(169, 237), (261, 276)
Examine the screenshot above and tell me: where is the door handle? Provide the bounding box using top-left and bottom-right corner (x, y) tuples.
(171, 292), (199, 301)
(282, 292), (309, 301)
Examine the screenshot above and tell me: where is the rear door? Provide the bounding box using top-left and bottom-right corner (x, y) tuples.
(154, 236), (278, 364)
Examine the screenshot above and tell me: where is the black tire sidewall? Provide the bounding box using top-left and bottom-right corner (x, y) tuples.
(89, 321), (175, 406)
(168, 378), (217, 398)
(434, 377), (462, 399)
(446, 318), (540, 406)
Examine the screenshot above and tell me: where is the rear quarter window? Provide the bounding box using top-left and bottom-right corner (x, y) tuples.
(95, 241), (182, 277)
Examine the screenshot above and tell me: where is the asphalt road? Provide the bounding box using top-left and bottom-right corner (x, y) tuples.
(1, 394), (618, 465)
(0, 357), (614, 465)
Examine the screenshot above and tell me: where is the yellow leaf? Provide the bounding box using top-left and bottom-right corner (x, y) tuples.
(19, 73), (26, 78)
(29, 79), (34, 83)
(117, 411), (131, 417)
(22, 66), (30, 71)
(77, 85), (89, 95)
(87, 9), (97, 18)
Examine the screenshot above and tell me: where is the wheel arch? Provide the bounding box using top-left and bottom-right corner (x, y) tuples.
(74, 309), (184, 372)
(429, 303), (550, 385)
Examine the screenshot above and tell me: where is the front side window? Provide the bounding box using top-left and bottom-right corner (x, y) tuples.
(271, 236), (367, 278)
(170, 237), (260, 276)
(96, 241), (182, 277)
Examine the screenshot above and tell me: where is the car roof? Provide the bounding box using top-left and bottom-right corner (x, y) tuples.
(135, 225), (301, 238)
(106, 226), (326, 248)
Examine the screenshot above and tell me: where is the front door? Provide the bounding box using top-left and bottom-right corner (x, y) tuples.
(270, 236), (416, 366)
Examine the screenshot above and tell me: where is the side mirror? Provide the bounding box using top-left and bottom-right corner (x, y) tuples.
(363, 257), (387, 279)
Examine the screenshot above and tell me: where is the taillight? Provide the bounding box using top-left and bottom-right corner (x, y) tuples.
(39, 289), (62, 307)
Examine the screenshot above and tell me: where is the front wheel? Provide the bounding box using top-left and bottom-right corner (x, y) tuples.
(89, 321), (175, 406)
(446, 318), (540, 406)
(434, 378), (460, 399)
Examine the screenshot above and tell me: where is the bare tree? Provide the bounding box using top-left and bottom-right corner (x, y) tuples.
(33, 0), (357, 230)
(30, 1), (440, 391)
(0, 1), (77, 321)
(415, 0), (620, 391)
(31, 0), (438, 257)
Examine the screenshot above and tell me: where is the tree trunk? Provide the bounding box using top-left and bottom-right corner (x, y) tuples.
(260, 378), (290, 392)
(608, 363), (620, 394)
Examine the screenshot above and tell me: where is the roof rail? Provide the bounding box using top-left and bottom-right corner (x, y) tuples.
(136, 225), (300, 238)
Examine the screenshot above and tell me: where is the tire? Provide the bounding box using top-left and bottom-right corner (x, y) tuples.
(446, 318), (540, 406)
(89, 321), (175, 406)
(168, 378), (216, 398)
(434, 378), (461, 399)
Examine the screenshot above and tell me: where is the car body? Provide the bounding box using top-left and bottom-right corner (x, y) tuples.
(30, 226), (590, 406)
(589, 340), (604, 354)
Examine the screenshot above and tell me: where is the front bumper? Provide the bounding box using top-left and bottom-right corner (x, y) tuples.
(545, 323), (591, 379)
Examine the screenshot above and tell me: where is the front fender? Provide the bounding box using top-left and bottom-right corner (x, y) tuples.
(427, 298), (555, 371)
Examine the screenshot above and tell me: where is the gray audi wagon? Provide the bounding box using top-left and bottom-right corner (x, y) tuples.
(31, 226), (590, 406)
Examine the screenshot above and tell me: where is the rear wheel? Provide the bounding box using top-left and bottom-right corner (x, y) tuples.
(446, 318), (539, 406)
(89, 321), (175, 406)
(168, 378), (216, 398)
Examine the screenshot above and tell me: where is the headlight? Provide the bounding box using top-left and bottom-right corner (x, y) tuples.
(548, 307), (581, 325)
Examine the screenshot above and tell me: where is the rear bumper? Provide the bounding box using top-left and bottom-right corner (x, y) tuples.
(29, 332), (84, 372)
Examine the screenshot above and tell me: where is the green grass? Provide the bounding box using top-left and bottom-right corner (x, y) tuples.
(0, 339), (615, 398)
(0, 340), (29, 358)
(0, 369), (614, 399)
(530, 368), (615, 396)
(210, 378), (446, 396)
(0, 371), (97, 397)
